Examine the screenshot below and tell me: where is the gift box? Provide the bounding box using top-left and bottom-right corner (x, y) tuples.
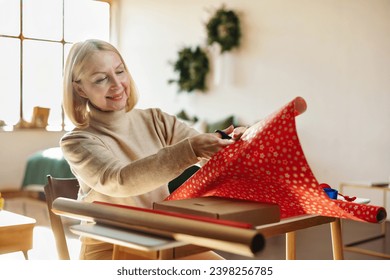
(154, 196), (280, 226)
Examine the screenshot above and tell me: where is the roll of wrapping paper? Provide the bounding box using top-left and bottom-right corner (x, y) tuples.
(332, 200), (386, 223)
(52, 197), (265, 257)
(167, 97), (387, 223)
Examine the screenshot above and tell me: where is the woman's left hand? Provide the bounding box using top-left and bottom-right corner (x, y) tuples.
(231, 126), (247, 140)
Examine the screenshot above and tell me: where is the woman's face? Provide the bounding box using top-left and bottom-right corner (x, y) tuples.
(74, 50), (130, 111)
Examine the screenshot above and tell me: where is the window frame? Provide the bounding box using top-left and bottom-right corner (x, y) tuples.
(0, 0), (112, 131)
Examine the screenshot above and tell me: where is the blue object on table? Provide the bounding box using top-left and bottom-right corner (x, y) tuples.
(22, 147), (75, 188)
(323, 188), (338, 199)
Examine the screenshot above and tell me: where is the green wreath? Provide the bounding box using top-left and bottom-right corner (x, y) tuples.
(168, 46), (210, 93)
(206, 7), (241, 53)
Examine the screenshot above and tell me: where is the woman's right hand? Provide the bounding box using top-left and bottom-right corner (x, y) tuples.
(189, 126), (235, 159)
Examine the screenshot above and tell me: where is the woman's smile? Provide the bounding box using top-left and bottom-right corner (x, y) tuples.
(106, 91), (124, 101)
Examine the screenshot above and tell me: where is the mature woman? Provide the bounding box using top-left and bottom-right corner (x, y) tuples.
(61, 39), (244, 259)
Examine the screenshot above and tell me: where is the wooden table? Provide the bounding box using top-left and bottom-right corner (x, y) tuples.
(70, 214), (343, 260)
(0, 210), (36, 259)
(255, 215), (343, 260)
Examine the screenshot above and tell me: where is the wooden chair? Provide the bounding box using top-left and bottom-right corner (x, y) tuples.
(44, 175), (80, 260)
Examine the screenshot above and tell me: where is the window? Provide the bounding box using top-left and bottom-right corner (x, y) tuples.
(0, 0), (110, 131)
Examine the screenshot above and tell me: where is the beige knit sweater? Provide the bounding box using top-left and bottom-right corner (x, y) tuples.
(60, 105), (200, 209)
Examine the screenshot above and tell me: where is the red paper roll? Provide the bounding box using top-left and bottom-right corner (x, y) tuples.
(167, 97), (387, 223)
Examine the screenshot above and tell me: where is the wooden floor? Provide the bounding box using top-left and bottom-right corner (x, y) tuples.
(1, 197), (388, 260)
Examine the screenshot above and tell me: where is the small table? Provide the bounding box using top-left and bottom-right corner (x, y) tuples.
(0, 210), (36, 259)
(256, 215), (343, 260)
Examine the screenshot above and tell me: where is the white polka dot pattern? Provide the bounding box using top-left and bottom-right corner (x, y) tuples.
(167, 97), (386, 223)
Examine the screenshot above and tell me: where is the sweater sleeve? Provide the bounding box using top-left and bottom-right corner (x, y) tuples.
(152, 108), (200, 146)
(60, 120), (200, 198)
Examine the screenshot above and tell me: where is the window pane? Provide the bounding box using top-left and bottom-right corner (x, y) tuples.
(23, 40), (63, 128)
(0, 0), (20, 36)
(0, 38), (20, 127)
(64, 0), (110, 42)
(23, 0), (62, 40)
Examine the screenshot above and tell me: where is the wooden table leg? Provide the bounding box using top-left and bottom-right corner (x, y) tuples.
(22, 250), (29, 260)
(330, 218), (344, 260)
(286, 231), (296, 260)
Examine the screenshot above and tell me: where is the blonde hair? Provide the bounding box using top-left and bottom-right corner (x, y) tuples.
(63, 39), (139, 128)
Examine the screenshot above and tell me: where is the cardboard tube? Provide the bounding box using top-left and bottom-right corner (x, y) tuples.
(52, 198), (265, 257)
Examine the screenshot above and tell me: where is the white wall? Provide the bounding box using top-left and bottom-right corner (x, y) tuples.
(1, 0), (389, 191)
(116, 0), (390, 188)
(0, 130), (65, 190)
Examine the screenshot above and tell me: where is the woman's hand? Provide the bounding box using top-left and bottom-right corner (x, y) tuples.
(189, 125), (247, 160)
(189, 133), (233, 160)
(230, 125), (247, 140)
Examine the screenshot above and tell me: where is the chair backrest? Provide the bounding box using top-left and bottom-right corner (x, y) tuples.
(44, 175), (79, 260)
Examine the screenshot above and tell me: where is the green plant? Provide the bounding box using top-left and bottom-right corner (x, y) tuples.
(206, 7), (241, 53)
(168, 46), (210, 93)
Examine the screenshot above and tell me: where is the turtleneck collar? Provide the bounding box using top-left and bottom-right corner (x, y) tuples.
(88, 102), (128, 131)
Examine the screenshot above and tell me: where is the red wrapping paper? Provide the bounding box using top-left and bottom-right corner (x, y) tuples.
(167, 97), (386, 223)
